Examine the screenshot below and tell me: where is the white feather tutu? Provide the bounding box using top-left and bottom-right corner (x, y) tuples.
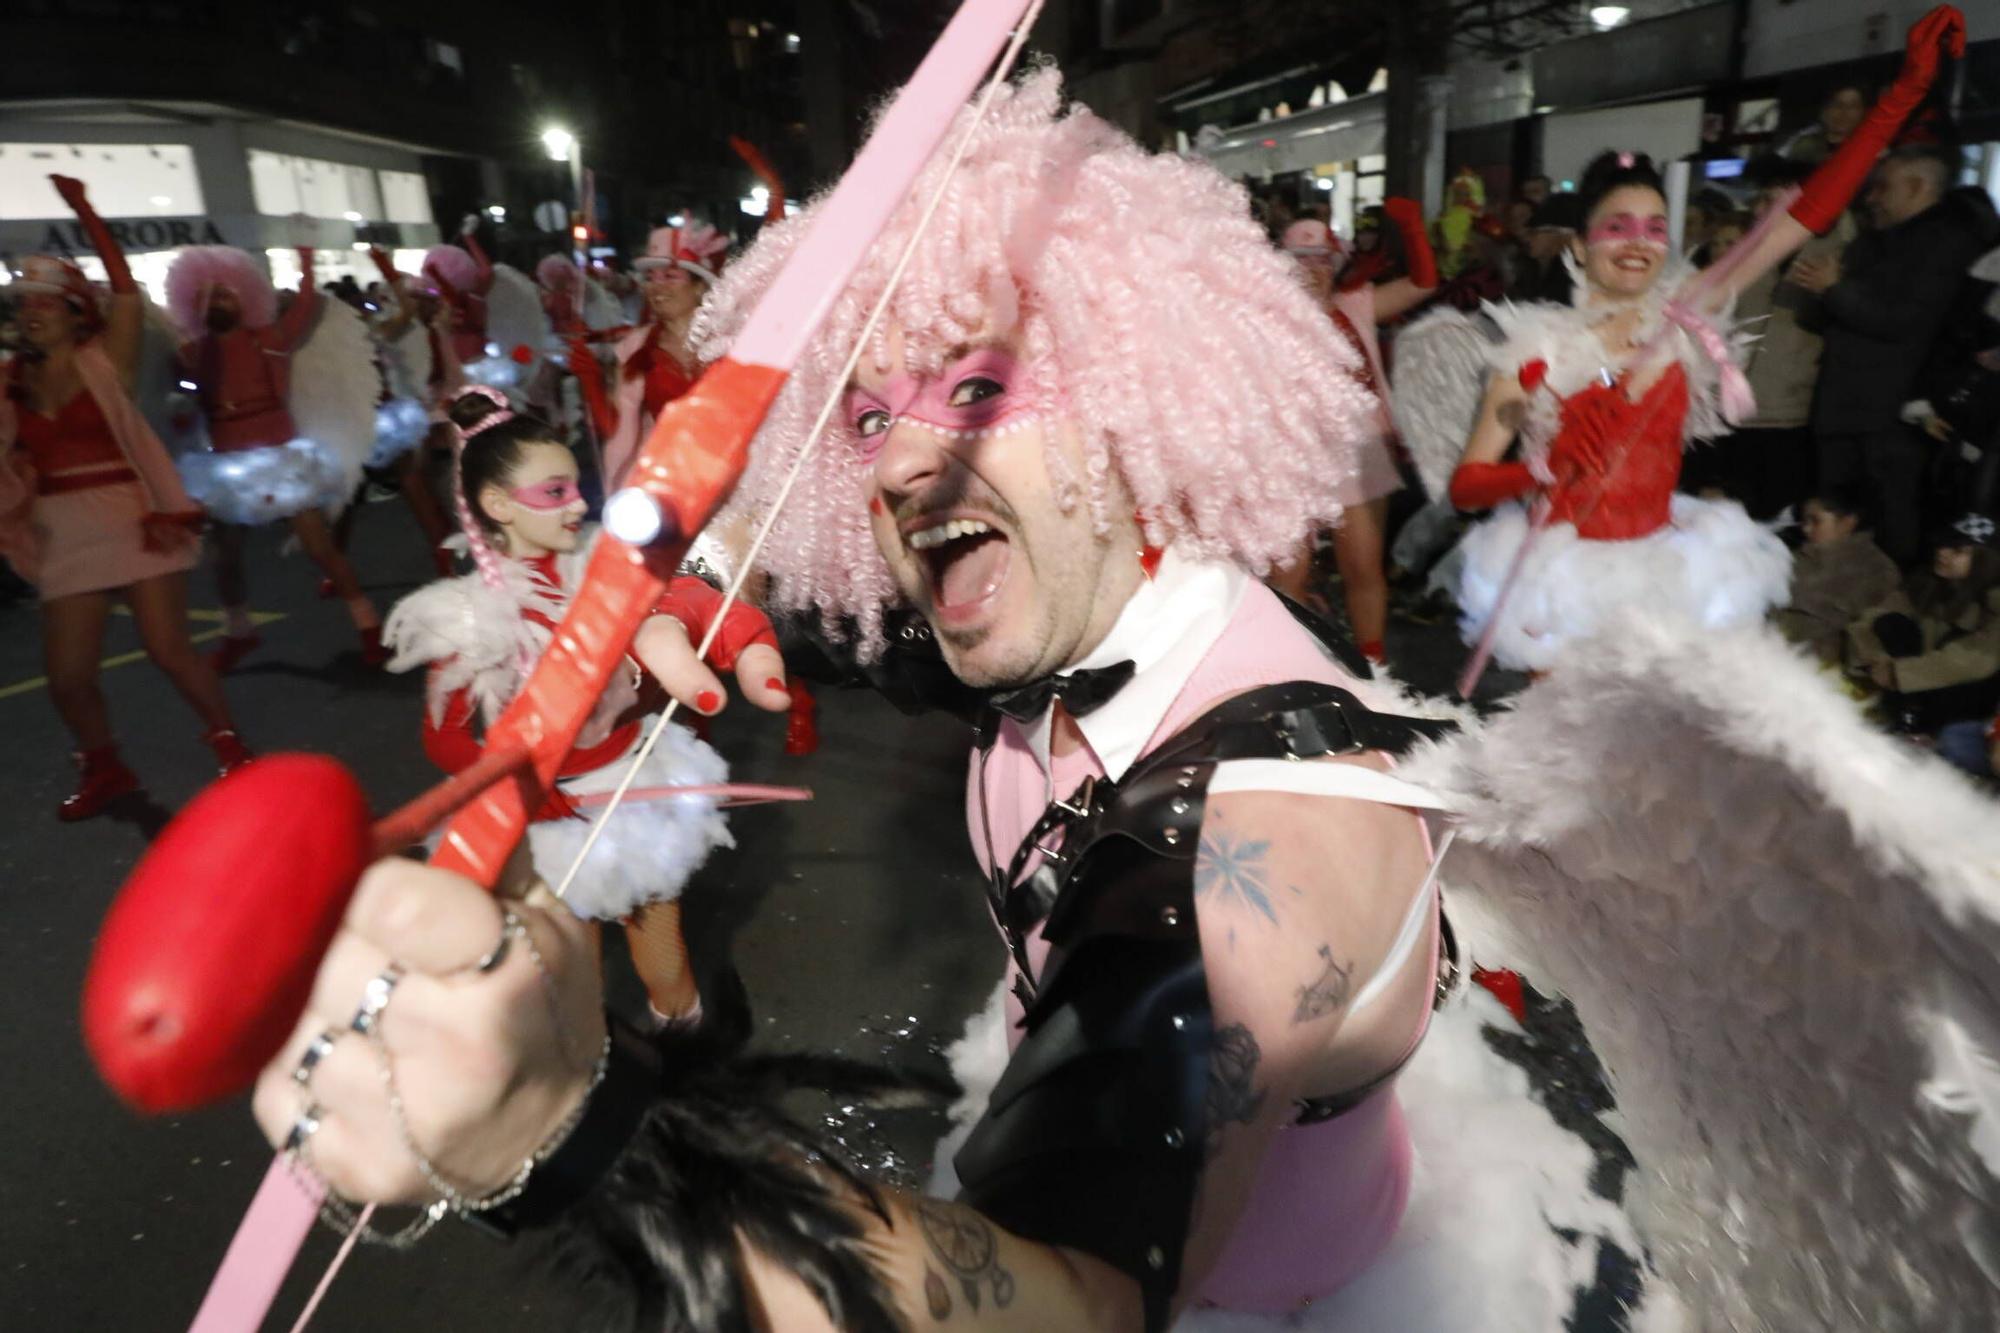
(1455, 495), (1789, 673)
(178, 438), (350, 525)
(369, 396), (431, 468)
(529, 721), (735, 921)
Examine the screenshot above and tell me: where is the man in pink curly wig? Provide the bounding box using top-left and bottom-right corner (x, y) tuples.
(166, 243), (385, 667)
(257, 70), (1461, 1332)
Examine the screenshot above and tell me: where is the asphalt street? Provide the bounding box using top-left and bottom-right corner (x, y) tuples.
(0, 497), (1500, 1331)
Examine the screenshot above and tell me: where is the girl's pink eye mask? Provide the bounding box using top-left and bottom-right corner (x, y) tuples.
(1586, 212), (1671, 247)
(509, 478), (584, 511)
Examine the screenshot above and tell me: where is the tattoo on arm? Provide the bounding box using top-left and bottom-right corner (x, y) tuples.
(915, 1199), (1014, 1318)
(1291, 945), (1354, 1025)
(1204, 1023), (1267, 1156)
(1194, 827), (1296, 933)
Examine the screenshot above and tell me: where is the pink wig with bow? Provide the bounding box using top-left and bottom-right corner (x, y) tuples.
(164, 245), (277, 337)
(695, 69), (1374, 654)
(421, 243), (479, 296)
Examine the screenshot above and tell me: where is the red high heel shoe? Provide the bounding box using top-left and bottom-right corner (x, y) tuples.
(58, 746), (140, 822)
(201, 728), (255, 776)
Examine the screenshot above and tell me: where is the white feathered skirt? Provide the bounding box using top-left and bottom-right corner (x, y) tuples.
(179, 438), (353, 525)
(1455, 495), (1790, 673)
(527, 720), (735, 922)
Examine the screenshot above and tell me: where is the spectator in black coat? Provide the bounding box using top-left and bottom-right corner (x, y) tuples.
(1791, 146), (1990, 564)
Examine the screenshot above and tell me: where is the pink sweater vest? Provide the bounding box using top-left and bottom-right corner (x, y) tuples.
(967, 579), (1432, 1313)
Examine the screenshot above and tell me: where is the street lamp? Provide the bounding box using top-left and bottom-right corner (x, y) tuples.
(542, 126), (575, 162)
(1589, 6), (1630, 29)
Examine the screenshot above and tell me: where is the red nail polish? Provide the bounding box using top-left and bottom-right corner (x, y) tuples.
(766, 676), (789, 694)
(869, 496), (884, 515)
(696, 690), (721, 713)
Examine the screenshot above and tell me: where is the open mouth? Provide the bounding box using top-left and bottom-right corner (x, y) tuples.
(905, 516), (1011, 621)
(1613, 253), (1655, 273)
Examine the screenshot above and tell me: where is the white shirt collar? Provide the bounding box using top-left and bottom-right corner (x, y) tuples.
(1021, 548), (1248, 781)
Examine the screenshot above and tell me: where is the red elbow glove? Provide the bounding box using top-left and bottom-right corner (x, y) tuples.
(1449, 460), (1537, 512)
(1789, 5), (1964, 235)
(1383, 197), (1439, 290)
(367, 246), (401, 287)
(654, 576), (779, 671)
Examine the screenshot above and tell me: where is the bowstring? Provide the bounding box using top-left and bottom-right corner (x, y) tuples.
(553, 0), (1048, 901)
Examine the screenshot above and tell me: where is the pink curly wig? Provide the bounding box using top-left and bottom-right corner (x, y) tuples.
(422, 243), (479, 295)
(694, 68), (1374, 654)
(164, 245), (277, 338)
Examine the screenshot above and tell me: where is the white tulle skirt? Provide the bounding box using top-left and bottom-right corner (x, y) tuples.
(178, 438), (352, 525)
(368, 397), (431, 468)
(1456, 494), (1790, 674)
(527, 720), (734, 922)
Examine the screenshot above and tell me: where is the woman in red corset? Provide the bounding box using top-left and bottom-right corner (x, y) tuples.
(1279, 200), (1439, 665)
(382, 387), (793, 1020)
(0, 176), (250, 820)
(1448, 5), (1963, 672)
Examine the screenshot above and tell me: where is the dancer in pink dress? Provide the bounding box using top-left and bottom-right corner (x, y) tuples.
(2, 176), (250, 819)
(1279, 200), (1439, 663)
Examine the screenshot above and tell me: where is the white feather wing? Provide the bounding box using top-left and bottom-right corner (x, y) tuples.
(378, 319), (433, 402)
(485, 264), (551, 375)
(1390, 306), (1494, 501)
(582, 276), (624, 332)
(286, 299), (376, 510)
(1403, 612), (2000, 1330)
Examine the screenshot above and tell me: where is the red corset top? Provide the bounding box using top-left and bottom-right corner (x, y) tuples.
(634, 340), (695, 419)
(1544, 364), (1689, 541)
(16, 390), (123, 475)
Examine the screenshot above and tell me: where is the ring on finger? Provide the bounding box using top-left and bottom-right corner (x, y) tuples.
(284, 1103), (323, 1154)
(349, 964), (404, 1036)
(475, 910), (524, 974)
(291, 1029), (342, 1086)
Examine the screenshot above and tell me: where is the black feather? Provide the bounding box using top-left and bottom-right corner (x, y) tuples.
(540, 967), (950, 1332)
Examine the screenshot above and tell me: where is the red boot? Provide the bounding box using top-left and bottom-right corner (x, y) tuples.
(784, 684), (820, 757)
(359, 625), (390, 667)
(202, 727), (255, 776)
(209, 633), (261, 674)
(58, 746), (140, 822)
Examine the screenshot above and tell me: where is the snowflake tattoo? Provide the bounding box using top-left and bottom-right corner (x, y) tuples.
(1194, 831), (1281, 924)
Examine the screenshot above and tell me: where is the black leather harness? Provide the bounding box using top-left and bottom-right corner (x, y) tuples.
(954, 679), (1456, 1331)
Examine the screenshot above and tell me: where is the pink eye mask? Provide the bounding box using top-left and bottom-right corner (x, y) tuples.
(509, 478), (584, 511)
(1586, 212), (1670, 248)
(844, 347), (1036, 456)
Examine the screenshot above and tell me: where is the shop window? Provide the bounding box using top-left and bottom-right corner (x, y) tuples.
(249, 150), (414, 224)
(379, 171), (434, 227)
(0, 142), (203, 221)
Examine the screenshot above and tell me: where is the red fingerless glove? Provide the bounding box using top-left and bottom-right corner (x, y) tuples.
(1383, 197), (1439, 289)
(654, 577), (780, 670)
(1789, 5), (1964, 235)
(1448, 460), (1537, 512)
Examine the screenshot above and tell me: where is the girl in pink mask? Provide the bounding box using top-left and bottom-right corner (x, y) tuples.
(1279, 203), (1439, 664)
(1445, 6), (1963, 674)
(382, 387), (795, 1023)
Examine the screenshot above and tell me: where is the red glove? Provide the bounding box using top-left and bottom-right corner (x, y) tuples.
(140, 510), (205, 553)
(1448, 460), (1537, 512)
(52, 174), (136, 295)
(366, 246), (401, 287)
(1789, 5), (1964, 235)
(1383, 197), (1439, 289)
(567, 335), (616, 440)
(654, 577), (780, 671)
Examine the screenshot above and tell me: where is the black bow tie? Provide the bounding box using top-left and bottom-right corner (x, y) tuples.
(985, 660), (1137, 724)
